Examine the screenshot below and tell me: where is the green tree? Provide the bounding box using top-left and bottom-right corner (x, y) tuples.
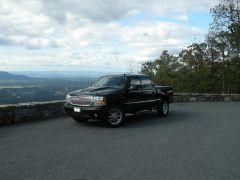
(210, 0), (240, 93)
(141, 50), (180, 88)
(153, 50), (179, 87)
(140, 0), (240, 93)
(141, 61), (156, 78)
(178, 43), (211, 93)
(210, 0), (240, 54)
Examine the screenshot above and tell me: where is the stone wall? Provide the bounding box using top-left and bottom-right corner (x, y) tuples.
(0, 101), (65, 125)
(1, 94), (240, 125)
(173, 93), (240, 102)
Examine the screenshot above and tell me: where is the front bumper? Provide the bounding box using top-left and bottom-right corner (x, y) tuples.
(64, 103), (107, 119)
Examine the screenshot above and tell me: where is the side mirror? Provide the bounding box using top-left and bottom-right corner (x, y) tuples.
(129, 85), (137, 91)
(89, 83), (94, 87)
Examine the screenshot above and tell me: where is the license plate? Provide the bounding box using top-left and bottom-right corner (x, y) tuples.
(74, 107), (81, 113)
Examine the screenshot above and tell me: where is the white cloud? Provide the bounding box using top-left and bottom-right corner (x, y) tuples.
(119, 22), (206, 57)
(0, 0), (218, 71)
(0, 0), (215, 48)
(174, 14), (189, 21)
(0, 49), (141, 72)
(40, 0), (217, 22)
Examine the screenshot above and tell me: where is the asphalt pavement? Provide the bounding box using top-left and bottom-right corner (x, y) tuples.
(1, 102), (240, 180)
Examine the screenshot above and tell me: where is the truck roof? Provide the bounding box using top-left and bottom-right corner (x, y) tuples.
(102, 74), (150, 78)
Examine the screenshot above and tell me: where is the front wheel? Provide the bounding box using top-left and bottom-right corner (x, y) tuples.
(106, 105), (125, 127)
(157, 100), (169, 116)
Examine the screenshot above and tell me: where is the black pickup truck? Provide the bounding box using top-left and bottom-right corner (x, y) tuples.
(64, 74), (173, 127)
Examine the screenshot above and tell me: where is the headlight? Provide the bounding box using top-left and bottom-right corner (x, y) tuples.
(92, 96), (107, 106)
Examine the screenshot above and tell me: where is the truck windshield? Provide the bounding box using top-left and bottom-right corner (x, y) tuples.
(92, 76), (126, 89)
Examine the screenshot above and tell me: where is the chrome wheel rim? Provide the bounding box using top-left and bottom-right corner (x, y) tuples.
(108, 108), (123, 125)
(162, 102), (169, 115)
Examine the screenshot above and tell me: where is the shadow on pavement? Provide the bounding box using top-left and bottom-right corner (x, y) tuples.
(76, 109), (199, 128)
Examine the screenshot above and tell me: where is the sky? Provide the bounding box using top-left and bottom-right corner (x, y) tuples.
(0, 0), (218, 73)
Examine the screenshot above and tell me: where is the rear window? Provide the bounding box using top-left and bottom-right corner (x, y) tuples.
(130, 78), (141, 86)
(141, 77), (152, 89)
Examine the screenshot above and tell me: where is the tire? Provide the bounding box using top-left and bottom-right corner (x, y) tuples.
(106, 105), (125, 127)
(157, 99), (169, 116)
(72, 116), (88, 123)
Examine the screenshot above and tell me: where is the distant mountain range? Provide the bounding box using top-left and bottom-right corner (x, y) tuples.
(9, 71), (122, 79)
(0, 71), (31, 80)
(0, 71), (124, 86)
(0, 71), (96, 87)
(0, 71), (97, 104)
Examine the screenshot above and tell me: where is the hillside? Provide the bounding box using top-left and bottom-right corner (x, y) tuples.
(0, 71), (30, 80)
(0, 71), (96, 104)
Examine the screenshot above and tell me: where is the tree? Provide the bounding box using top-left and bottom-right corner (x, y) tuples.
(210, 0), (240, 93)
(177, 43), (211, 93)
(140, 0), (240, 93)
(141, 51), (180, 88)
(141, 61), (156, 78)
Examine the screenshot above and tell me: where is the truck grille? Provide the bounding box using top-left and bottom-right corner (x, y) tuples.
(70, 96), (92, 106)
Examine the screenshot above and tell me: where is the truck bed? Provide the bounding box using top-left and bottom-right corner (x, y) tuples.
(155, 85), (173, 103)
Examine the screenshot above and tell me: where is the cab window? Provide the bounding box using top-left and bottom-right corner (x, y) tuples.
(141, 77), (152, 90)
(129, 77), (141, 90)
(130, 78), (140, 86)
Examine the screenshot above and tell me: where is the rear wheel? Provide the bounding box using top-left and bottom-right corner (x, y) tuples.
(106, 105), (125, 127)
(157, 99), (169, 116)
(72, 116), (88, 123)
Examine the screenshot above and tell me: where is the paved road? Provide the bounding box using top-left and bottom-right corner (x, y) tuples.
(1, 102), (240, 180)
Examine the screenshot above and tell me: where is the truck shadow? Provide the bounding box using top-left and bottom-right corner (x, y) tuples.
(83, 110), (199, 128)
(124, 110), (197, 127)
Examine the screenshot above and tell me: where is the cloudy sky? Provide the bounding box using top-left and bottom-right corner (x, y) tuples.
(0, 0), (218, 72)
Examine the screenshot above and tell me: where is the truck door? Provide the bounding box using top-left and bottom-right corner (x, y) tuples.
(124, 77), (143, 111)
(140, 76), (157, 109)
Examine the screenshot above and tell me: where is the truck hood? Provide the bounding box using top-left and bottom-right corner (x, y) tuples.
(69, 86), (121, 96)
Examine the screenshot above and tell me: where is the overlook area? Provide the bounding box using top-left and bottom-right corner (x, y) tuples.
(0, 0), (240, 179)
(0, 71), (97, 105)
(1, 102), (240, 179)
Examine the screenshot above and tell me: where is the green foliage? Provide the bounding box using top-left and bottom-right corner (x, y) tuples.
(141, 0), (240, 93)
(141, 50), (180, 88)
